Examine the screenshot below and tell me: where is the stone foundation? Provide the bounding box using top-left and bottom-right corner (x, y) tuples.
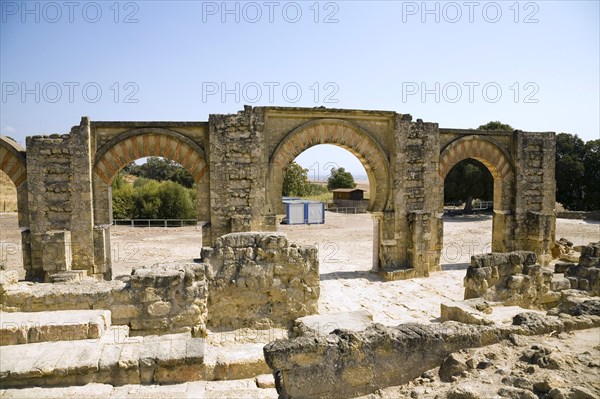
(202, 232), (319, 329)
(565, 242), (600, 294)
(0, 233), (318, 334)
(463, 251), (553, 309)
(263, 309), (600, 399)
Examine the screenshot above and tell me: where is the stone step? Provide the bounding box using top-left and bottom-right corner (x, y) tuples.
(0, 331), (271, 388)
(48, 270), (87, 283)
(0, 380), (279, 398)
(203, 343), (271, 380)
(380, 267), (416, 281)
(0, 310), (112, 346)
(0, 330), (203, 388)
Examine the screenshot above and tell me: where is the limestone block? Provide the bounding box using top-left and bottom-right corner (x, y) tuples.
(293, 311), (374, 337)
(440, 299), (494, 326)
(147, 301), (172, 317)
(111, 304), (140, 320)
(256, 373), (276, 388)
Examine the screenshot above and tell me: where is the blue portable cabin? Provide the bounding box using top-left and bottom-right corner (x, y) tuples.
(281, 197), (325, 225)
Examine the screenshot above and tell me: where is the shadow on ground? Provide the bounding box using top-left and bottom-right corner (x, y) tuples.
(320, 270), (381, 282)
(441, 263), (470, 271)
(443, 214), (493, 223)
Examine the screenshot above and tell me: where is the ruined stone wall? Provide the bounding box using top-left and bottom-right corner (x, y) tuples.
(513, 131), (556, 258)
(23, 118), (97, 280)
(390, 117), (442, 277)
(1, 233), (318, 333)
(126, 262), (208, 335)
(6, 107), (557, 282)
(263, 323), (497, 398)
(463, 251), (554, 309)
(25, 133), (73, 278)
(202, 232), (319, 329)
(264, 310), (600, 399)
(565, 242), (600, 294)
(206, 107), (271, 245)
(0, 262), (209, 336)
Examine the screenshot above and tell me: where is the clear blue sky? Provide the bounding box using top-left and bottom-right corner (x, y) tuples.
(1, 0), (598, 176)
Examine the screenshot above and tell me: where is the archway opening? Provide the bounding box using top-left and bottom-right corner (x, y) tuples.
(441, 158), (494, 270)
(277, 144), (374, 276)
(106, 156), (202, 279)
(0, 169), (23, 278)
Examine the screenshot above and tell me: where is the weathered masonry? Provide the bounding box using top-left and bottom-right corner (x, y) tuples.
(0, 106), (556, 281)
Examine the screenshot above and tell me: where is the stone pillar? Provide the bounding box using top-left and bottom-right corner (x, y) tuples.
(16, 181), (32, 274)
(371, 213), (382, 272)
(94, 226), (111, 280)
(492, 167), (517, 252)
(408, 211), (441, 277)
(69, 117), (96, 274)
(196, 180), (210, 223)
(21, 230), (36, 280)
(26, 134), (72, 280)
(207, 106), (268, 244)
(513, 131), (556, 259)
(391, 116), (442, 278)
(41, 230), (72, 278)
(92, 176), (112, 278)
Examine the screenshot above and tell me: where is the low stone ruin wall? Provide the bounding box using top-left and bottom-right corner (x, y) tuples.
(263, 308), (600, 399)
(127, 262), (208, 335)
(202, 232), (319, 329)
(564, 242), (600, 294)
(0, 262), (208, 336)
(0, 232), (319, 335)
(463, 251), (554, 309)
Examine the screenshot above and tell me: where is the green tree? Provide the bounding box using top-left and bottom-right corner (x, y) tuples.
(128, 157), (195, 188)
(327, 167), (356, 191)
(112, 183), (136, 219)
(158, 181), (196, 219)
(583, 139), (600, 210)
(133, 179), (162, 218)
(478, 121), (513, 131)
(444, 159), (493, 212)
(555, 133), (586, 210)
(282, 162), (311, 197)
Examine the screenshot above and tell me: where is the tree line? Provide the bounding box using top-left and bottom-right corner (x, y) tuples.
(112, 157), (196, 220)
(282, 163), (356, 197)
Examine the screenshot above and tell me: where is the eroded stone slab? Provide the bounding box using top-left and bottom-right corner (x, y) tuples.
(294, 310), (374, 336)
(0, 309), (111, 346)
(203, 342), (270, 381)
(0, 330), (206, 388)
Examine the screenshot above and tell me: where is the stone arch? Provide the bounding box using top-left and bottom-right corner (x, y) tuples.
(92, 128), (210, 279)
(94, 128), (207, 184)
(439, 135), (516, 252)
(0, 136), (31, 277)
(0, 136), (27, 187)
(439, 136), (513, 182)
(268, 119), (390, 213)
